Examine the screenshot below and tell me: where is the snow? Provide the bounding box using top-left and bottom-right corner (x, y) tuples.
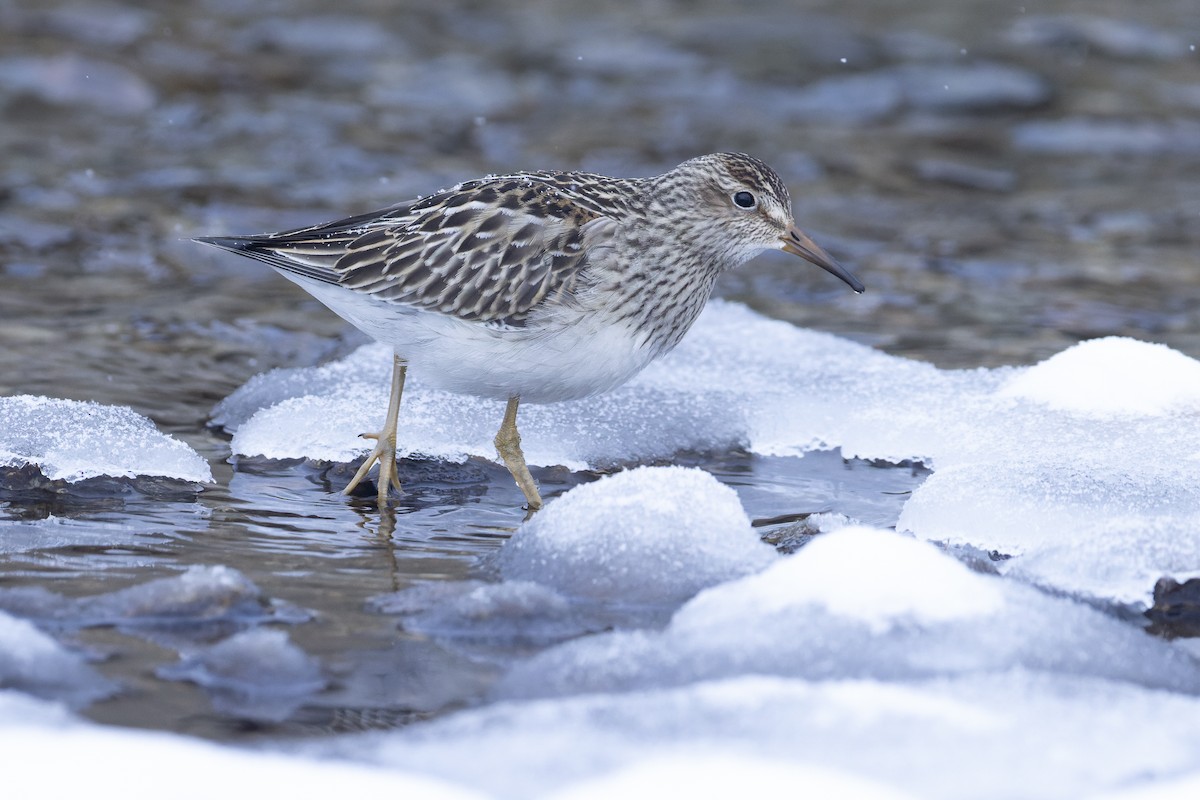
(216, 301), (1200, 607)
(675, 525), (1004, 633)
(545, 753), (917, 800)
(6, 304), (1200, 798)
(0, 395), (211, 483)
(493, 526), (1200, 700)
(997, 335), (1200, 416)
(489, 466), (776, 604)
(0, 694), (484, 800)
(330, 671), (1200, 799)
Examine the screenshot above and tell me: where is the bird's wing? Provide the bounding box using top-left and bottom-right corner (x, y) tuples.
(199, 175), (621, 323)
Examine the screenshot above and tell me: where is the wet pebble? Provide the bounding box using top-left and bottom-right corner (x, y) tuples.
(237, 14), (399, 56)
(0, 54), (155, 115)
(880, 31), (966, 61)
(19, 3), (153, 47)
(913, 158), (1017, 192)
(366, 55), (529, 122)
(781, 72), (903, 124)
(1008, 15), (1192, 61)
(1013, 118), (1200, 155)
(675, 13), (879, 74)
(785, 61), (1049, 124)
(897, 62), (1051, 112)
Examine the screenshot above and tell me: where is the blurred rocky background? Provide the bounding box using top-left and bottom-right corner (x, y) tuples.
(1, 0), (1198, 432)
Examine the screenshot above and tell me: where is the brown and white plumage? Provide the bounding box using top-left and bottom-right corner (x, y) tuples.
(197, 152), (864, 509)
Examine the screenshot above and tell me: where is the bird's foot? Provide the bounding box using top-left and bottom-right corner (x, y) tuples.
(494, 402), (543, 512)
(344, 431), (402, 505)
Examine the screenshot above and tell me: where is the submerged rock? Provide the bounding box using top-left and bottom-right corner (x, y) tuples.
(0, 610), (117, 708)
(0, 565), (310, 643)
(158, 629), (327, 722)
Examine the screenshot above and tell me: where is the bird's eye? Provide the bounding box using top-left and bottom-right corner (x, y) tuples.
(732, 191), (756, 209)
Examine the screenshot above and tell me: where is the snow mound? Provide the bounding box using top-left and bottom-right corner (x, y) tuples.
(677, 526), (1003, 634)
(998, 336), (1200, 416)
(489, 466), (776, 605)
(341, 672), (1200, 800)
(0, 395), (211, 483)
(495, 527), (1200, 700)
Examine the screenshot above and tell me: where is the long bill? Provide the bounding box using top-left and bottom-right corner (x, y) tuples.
(781, 225), (865, 294)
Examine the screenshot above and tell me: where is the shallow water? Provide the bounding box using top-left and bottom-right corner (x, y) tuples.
(2, 0), (1198, 740)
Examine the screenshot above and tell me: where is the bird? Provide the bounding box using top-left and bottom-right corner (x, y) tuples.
(196, 152), (864, 511)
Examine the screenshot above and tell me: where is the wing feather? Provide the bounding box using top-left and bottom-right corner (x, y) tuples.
(196, 174), (630, 323)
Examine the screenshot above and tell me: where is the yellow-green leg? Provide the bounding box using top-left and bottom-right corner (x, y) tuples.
(344, 354), (406, 506)
(494, 396), (543, 511)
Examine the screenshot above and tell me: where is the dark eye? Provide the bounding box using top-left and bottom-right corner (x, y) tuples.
(732, 191), (756, 209)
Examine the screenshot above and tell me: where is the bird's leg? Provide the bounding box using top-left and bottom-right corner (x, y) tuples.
(494, 396), (543, 511)
(344, 354), (407, 506)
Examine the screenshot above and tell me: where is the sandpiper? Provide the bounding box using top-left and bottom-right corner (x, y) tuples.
(197, 152), (863, 510)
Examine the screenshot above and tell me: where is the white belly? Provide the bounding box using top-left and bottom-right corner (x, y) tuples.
(283, 271), (661, 403)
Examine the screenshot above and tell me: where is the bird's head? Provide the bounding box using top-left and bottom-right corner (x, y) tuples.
(659, 152), (864, 293)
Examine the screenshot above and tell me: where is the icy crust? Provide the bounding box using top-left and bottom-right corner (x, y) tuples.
(341, 524), (1200, 799)
(494, 527), (1200, 700)
(0, 395), (211, 484)
(0, 694), (485, 800)
(216, 301), (971, 468)
(343, 671), (1200, 800)
(219, 302), (1200, 605)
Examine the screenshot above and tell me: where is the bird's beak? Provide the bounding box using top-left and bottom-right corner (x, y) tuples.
(781, 225), (864, 293)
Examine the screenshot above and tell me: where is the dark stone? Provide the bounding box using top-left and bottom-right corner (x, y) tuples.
(1146, 577), (1200, 638)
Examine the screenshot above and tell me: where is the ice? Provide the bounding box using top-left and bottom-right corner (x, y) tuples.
(547, 754), (917, 800)
(495, 527), (1200, 700)
(331, 671), (1200, 799)
(0, 694), (485, 800)
(0, 565), (309, 641)
(216, 300), (996, 469)
(217, 301), (1200, 606)
(489, 466), (776, 604)
(897, 337), (1200, 606)
(0, 610), (115, 708)
(0, 395), (211, 484)
(0, 515), (147, 555)
(157, 629), (326, 722)
(899, 462), (1200, 605)
(372, 580), (616, 661)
